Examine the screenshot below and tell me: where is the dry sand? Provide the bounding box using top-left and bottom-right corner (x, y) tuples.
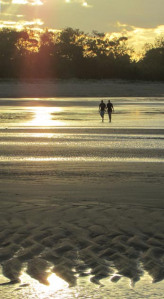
(0, 79), (164, 97)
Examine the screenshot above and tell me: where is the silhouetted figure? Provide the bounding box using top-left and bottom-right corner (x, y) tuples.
(107, 100), (114, 122)
(99, 100), (106, 122)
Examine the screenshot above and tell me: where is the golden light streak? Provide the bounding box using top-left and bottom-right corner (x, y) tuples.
(27, 107), (64, 127)
(12, 0), (43, 5)
(0, 18), (44, 30)
(12, 0), (28, 4)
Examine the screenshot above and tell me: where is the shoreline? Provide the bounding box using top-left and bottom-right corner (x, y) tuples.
(0, 79), (164, 98)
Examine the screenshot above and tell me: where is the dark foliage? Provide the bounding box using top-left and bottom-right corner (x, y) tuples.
(0, 27), (164, 80)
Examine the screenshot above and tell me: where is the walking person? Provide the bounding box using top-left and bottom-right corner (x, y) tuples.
(107, 100), (114, 122)
(99, 100), (106, 122)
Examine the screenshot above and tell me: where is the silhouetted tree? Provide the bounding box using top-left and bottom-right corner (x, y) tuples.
(0, 29), (22, 77)
(0, 27), (164, 81)
(138, 36), (164, 80)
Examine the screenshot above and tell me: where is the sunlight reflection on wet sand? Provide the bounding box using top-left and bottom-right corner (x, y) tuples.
(0, 156), (163, 162)
(1, 97), (164, 129)
(1, 268), (164, 299)
(26, 107), (65, 127)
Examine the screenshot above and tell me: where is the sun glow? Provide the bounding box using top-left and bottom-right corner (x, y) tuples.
(65, 0), (89, 7)
(82, 1), (88, 7)
(27, 107), (64, 127)
(12, 0), (43, 4)
(12, 0), (28, 4)
(31, 0), (43, 5)
(47, 273), (69, 291)
(19, 271), (69, 294)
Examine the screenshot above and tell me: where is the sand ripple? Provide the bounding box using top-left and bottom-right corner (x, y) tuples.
(0, 200), (164, 287)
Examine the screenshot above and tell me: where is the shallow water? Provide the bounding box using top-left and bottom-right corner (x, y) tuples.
(0, 97), (164, 163)
(0, 97), (164, 128)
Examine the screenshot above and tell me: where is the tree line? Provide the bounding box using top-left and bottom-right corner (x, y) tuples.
(0, 27), (164, 81)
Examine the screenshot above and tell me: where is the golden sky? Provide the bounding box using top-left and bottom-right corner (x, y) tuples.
(0, 0), (164, 51)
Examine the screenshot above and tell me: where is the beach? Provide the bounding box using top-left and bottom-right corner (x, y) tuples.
(0, 92), (164, 298)
(0, 79), (164, 98)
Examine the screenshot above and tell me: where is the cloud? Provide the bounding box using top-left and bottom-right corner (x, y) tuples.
(0, 18), (44, 30)
(1, 0), (164, 54)
(107, 22), (164, 53)
(65, 0), (92, 8)
(12, 0), (44, 5)
(0, 12), (23, 17)
(1, 0), (11, 4)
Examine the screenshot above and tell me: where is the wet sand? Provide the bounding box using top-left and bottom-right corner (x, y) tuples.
(0, 97), (164, 298)
(0, 162), (164, 286)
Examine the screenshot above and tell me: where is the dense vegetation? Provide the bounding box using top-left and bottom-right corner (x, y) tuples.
(0, 27), (164, 80)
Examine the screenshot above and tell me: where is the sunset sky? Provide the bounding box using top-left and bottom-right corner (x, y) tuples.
(0, 0), (164, 51)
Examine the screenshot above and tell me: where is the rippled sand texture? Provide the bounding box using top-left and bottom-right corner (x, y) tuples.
(0, 181), (164, 287)
(0, 97), (164, 298)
